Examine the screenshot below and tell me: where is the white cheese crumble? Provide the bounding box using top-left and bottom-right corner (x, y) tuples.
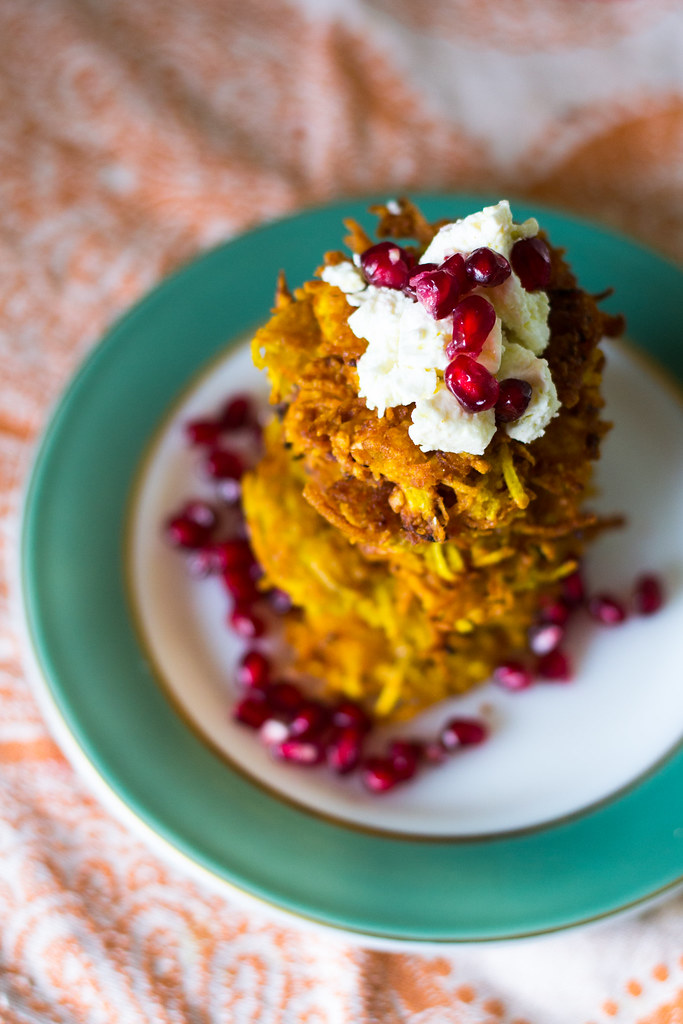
(324, 201), (559, 455)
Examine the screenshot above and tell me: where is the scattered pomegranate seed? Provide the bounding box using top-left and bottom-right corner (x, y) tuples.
(445, 354), (500, 413)
(230, 604), (265, 639)
(289, 700), (329, 739)
(361, 756), (403, 793)
(216, 478), (242, 504)
(237, 650), (270, 689)
(187, 545), (221, 577)
(360, 241), (412, 290)
(633, 573), (664, 616)
(327, 726), (365, 775)
(213, 538), (255, 571)
(276, 738), (326, 766)
(164, 515), (213, 550)
(588, 594), (627, 626)
(233, 695), (270, 729)
(562, 571), (585, 607)
(441, 252), (470, 295)
(448, 295), (496, 358)
(222, 568), (260, 604)
(259, 717), (290, 747)
(493, 661), (534, 691)
(510, 236), (551, 291)
(529, 622), (564, 656)
(332, 699), (372, 733)
(182, 500), (218, 529)
(220, 395), (252, 430)
(265, 681), (304, 714)
(465, 247), (511, 288)
(267, 587), (293, 614)
(440, 717), (488, 750)
(423, 740), (449, 764)
(388, 740), (423, 781)
(495, 378), (532, 423)
(539, 599), (571, 626)
(537, 649), (572, 682)
(205, 448), (244, 480)
(413, 268), (461, 320)
(185, 418), (223, 446)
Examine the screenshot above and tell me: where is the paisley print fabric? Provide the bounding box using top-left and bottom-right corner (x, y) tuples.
(3, 1), (683, 1021)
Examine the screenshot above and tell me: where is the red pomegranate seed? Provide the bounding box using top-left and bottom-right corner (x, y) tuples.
(361, 756), (403, 793)
(444, 354), (500, 413)
(562, 571), (585, 607)
(233, 695), (270, 729)
(510, 236), (551, 291)
(187, 545), (222, 577)
(529, 622), (564, 656)
(465, 247), (511, 288)
(327, 726), (365, 775)
(220, 395), (252, 430)
(268, 588), (293, 614)
(413, 268), (461, 320)
(222, 568), (260, 604)
(440, 717), (488, 751)
(229, 604), (265, 639)
(537, 649), (572, 682)
(237, 650), (270, 689)
(332, 699), (372, 733)
(182, 500), (218, 529)
(539, 599), (571, 626)
(633, 573), (664, 615)
(265, 681), (304, 714)
(588, 594), (627, 626)
(493, 661), (534, 691)
(164, 515), (212, 550)
(289, 700), (329, 739)
(259, 717), (290, 747)
(388, 740), (423, 781)
(205, 448), (244, 481)
(495, 378), (532, 423)
(275, 738), (325, 766)
(441, 252), (470, 295)
(216, 478), (242, 504)
(212, 538), (255, 571)
(185, 418), (223, 446)
(423, 740), (449, 764)
(360, 241), (412, 290)
(447, 296), (496, 359)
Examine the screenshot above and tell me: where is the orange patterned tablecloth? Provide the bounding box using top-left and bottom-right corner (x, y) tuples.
(2, 2), (683, 1021)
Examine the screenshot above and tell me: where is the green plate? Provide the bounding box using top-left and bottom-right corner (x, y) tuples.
(20, 196), (683, 942)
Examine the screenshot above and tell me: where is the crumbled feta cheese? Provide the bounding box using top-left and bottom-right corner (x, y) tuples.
(321, 261), (366, 296)
(422, 200), (538, 264)
(498, 343), (560, 442)
(409, 384), (496, 456)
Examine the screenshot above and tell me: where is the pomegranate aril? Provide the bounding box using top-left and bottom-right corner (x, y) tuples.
(360, 241), (412, 290)
(423, 740), (449, 764)
(361, 756), (403, 793)
(562, 571), (585, 607)
(265, 681), (304, 714)
(229, 605), (265, 639)
(182, 500), (218, 529)
(444, 354), (500, 413)
(588, 594), (626, 625)
(539, 599), (571, 626)
(327, 726), (365, 775)
(185, 418), (223, 446)
(413, 268), (461, 320)
(441, 252), (470, 295)
(233, 695), (270, 730)
(495, 378), (532, 423)
(216, 478), (242, 505)
(222, 568), (260, 604)
(259, 717), (290, 747)
(448, 295), (496, 358)
(220, 395), (252, 430)
(205, 448), (244, 481)
(187, 546), (221, 577)
(493, 661), (534, 691)
(388, 740), (422, 781)
(510, 236), (551, 292)
(537, 649), (572, 682)
(634, 573), (664, 616)
(268, 587), (293, 614)
(164, 515), (212, 550)
(213, 538), (255, 571)
(440, 717), (488, 751)
(275, 738), (325, 766)
(465, 247), (511, 288)
(289, 701), (329, 739)
(237, 650), (270, 689)
(529, 622), (564, 656)
(332, 699), (372, 733)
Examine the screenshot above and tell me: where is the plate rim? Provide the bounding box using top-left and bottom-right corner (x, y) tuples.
(18, 193), (683, 942)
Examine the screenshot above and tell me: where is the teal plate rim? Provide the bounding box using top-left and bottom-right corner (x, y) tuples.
(20, 194), (683, 943)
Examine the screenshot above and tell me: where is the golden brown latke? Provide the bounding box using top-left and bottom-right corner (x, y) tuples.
(242, 199), (622, 718)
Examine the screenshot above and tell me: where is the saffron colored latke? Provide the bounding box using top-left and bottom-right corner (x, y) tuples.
(241, 199), (623, 721)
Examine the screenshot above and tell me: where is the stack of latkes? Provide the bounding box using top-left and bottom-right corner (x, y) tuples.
(241, 200), (622, 720)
